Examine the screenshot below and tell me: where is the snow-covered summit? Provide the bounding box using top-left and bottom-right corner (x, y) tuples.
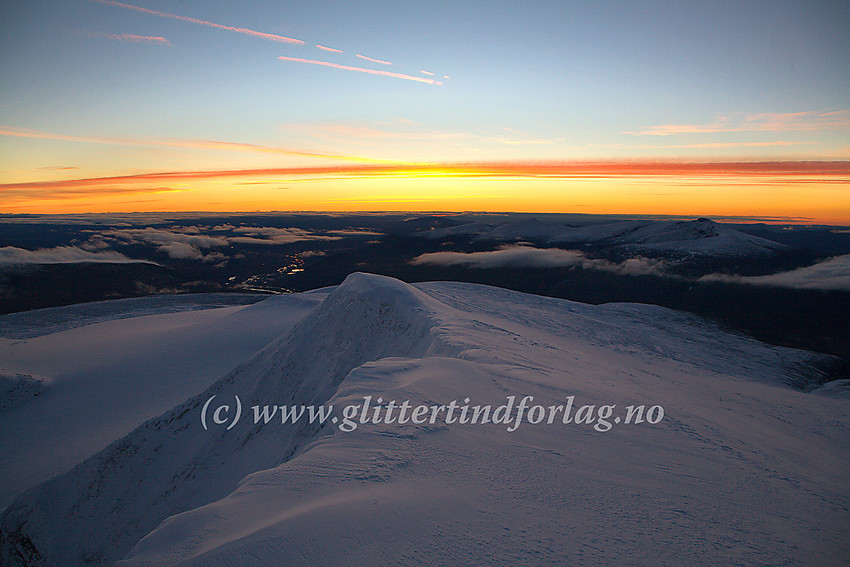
(1, 273), (846, 566)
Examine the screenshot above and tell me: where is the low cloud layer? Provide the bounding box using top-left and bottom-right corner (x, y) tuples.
(701, 255), (850, 291)
(107, 227), (228, 249)
(103, 227), (229, 260)
(411, 246), (585, 269)
(326, 229), (384, 237)
(410, 246), (668, 276)
(75, 225), (345, 261)
(0, 246), (150, 266)
(229, 227), (341, 245)
(411, 246), (850, 290)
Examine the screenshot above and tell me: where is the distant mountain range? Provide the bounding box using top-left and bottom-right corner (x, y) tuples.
(421, 218), (787, 257)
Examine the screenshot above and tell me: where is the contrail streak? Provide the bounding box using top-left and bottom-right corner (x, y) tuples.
(92, 0), (449, 82)
(279, 57), (442, 85)
(356, 54), (392, 65)
(90, 32), (170, 45)
(92, 0), (304, 45)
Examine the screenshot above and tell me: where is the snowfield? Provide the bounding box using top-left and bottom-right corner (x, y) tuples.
(1, 273), (847, 566)
(0, 293), (266, 340)
(0, 292), (325, 509)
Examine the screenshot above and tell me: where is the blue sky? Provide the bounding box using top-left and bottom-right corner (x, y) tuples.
(1, 0), (848, 218)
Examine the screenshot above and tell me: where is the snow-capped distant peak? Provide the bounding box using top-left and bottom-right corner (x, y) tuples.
(553, 218), (786, 256)
(414, 217), (786, 257)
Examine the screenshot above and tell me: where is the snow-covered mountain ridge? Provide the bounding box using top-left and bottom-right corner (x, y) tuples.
(422, 218), (786, 257)
(554, 218), (787, 256)
(1, 273), (847, 566)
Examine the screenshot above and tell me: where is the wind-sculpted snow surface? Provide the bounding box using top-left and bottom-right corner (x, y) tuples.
(1, 273), (848, 566)
(0, 292), (325, 509)
(0, 293), (266, 340)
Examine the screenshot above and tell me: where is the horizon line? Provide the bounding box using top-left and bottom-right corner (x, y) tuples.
(0, 210), (840, 226)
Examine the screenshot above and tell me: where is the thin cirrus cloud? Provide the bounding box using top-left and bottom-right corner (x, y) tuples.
(2, 184), (182, 200)
(0, 126), (381, 162)
(92, 0), (304, 44)
(613, 141), (819, 150)
(625, 110), (850, 136)
(285, 120), (467, 141)
(4, 161), (850, 195)
(486, 127), (563, 145)
(88, 31), (170, 45)
(485, 136), (561, 146)
(278, 57), (442, 85)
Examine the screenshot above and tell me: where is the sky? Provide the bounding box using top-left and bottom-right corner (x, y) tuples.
(1, 0), (848, 222)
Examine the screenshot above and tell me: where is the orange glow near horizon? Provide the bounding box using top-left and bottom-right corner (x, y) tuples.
(1, 160), (847, 224)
